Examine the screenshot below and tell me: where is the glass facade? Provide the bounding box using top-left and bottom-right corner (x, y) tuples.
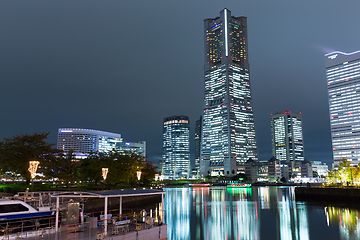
(162, 115), (190, 179)
(57, 128), (123, 154)
(200, 9), (258, 177)
(326, 50), (360, 162)
(271, 111), (304, 164)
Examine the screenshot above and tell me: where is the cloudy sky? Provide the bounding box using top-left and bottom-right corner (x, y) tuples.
(1, 0), (360, 167)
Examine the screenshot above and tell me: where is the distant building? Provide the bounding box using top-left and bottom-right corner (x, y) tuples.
(268, 157), (281, 182)
(57, 128), (146, 157)
(118, 141), (146, 157)
(311, 161), (328, 177)
(280, 162), (290, 182)
(162, 115), (190, 179)
(326, 50), (360, 162)
(194, 116), (202, 172)
(200, 8), (258, 178)
(245, 158), (258, 183)
(271, 111), (305, 170)
(301, 159), (313, 178)
(57, 128), (122, 156)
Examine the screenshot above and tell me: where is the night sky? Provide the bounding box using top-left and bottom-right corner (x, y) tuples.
(1, 1), (360, 168)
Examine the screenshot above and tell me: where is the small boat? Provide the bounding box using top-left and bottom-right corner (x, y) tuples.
(227, 183), (251, 188)
(189, 183), (211, 187)
(0, 199), (55, 221)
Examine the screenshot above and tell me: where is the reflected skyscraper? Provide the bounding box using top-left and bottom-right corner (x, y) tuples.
(326, 50), (360, 162)
(200, 8), (258, 177)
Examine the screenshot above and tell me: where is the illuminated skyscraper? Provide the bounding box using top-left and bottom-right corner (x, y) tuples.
(194, 116), (202, 172)
(162, 115), (190, 179)
(326, 50), (360, 162)
(270, 111), (304, 164)
(200, 9), (258, 177)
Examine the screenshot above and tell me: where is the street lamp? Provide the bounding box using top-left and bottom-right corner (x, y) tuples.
(102, 168), (109, 180)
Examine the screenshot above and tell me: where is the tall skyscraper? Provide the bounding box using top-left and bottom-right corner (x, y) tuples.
(270, 111), (304, 165)
(162, 115), (190, 179)
(326, 50), (360, 163)
(194, 116), (202, 172)
(200, 9), (258, 177)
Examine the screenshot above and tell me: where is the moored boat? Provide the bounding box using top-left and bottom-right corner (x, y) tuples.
(227, 183), (251, 188)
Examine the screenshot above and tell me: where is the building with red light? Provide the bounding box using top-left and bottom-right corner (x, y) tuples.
(326, 50), (360, 163)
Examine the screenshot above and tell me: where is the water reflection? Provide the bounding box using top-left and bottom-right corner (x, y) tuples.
(164, 186), (360, 240)
(325, 206), (360, 239)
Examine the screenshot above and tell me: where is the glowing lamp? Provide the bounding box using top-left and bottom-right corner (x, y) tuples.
(28, 161), (40, 179)
(102, 168), (109, 180)
(137, 170), (142, 181)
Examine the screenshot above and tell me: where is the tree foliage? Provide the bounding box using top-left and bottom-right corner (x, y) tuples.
(80, 150), (156, 187)
(0, 133), (56, 182)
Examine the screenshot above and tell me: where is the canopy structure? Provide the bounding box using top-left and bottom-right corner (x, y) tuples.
(52, 189), (165, 235)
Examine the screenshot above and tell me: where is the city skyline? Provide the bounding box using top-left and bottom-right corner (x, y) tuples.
(2, 1), (360, 167)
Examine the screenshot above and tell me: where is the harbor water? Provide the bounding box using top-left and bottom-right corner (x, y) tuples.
(163, 186), (360, 240)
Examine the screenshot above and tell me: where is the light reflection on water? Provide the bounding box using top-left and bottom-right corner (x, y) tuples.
(163, 186), (360, 240)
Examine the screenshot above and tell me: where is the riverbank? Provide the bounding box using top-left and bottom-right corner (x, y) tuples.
(295, 186), (360, 202)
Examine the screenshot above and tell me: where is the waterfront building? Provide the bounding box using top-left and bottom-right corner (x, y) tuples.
(200, 8), (258, 177)
(301, 159), (313, 178)
(162, 115), (190, 179)
(311, 161), (328, 177)
(326, 50), (360, 162)
(194, 116), (202, 173)
(268, 157), (281, 182)
(245, 158), (258, 183)
(271, 111), (305, 169)
(57, 128), (123, 156)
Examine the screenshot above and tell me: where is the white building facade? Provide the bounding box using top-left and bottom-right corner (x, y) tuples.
(326, 50), (360, 162)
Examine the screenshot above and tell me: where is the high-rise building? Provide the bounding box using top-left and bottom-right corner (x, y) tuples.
(162, 115), (190, 179)
(57, 128), (123, 156)
(270, 111), (305, 165)
(326, 50), (360, 163)
(200, 9), (258, 177)
(194, 116), (202, 172)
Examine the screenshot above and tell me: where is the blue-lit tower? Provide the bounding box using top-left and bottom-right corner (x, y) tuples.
(200, 9), (258, 177)
(326, 50), (360, 163)
(162, 115), (190, 179)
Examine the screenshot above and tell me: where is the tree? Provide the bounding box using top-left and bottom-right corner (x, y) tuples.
(141, 161), (159, 186)
(80, 150), (146, 187)
(0, 133), (56, 183)
(41, 150), (80, 190)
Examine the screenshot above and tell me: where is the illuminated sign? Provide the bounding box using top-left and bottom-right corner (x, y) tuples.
(224, 9), (228, 57)
(328, 54), (337, 59)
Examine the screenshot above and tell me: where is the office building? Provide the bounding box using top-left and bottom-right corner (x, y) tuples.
(162, 116), (190, 179)
(200, 9), (258, 177)
(118, 141), (146, 157)
(271, 111), (305, 166)
(326, 50), (360, 162)
(301, 159), (313, 178)
(268, 157), (281, 182)
(245, 158), (258, 183)
(311, 161), (328, 177)
(194, 116), (202, 172)
(57, 128), (123, 156)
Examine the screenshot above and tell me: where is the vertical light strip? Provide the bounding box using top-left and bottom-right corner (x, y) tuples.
(224, 9), (228, 57)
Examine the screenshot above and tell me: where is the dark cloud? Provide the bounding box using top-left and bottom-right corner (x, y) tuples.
(1, 0), (360, 167)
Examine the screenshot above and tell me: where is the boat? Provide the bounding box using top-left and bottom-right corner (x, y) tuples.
(0, 199), (56, 234)
(0, 199), (55, 221)
(189, 183), (211, 187)
(227, 183), (251, 188)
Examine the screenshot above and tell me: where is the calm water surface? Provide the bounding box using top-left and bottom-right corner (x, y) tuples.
(163, 186), (360, 240)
